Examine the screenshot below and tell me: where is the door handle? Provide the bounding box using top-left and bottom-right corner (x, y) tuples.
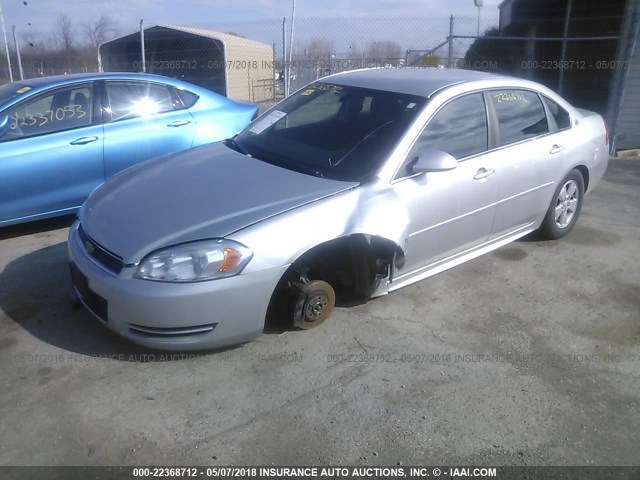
(550, 144), (565, 154)
(473, 168), (495, 180)
(70, 136), (99, 145)
(167, 120), (191, 127)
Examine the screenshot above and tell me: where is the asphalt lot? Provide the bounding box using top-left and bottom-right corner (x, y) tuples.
(0, 159), (638, 467)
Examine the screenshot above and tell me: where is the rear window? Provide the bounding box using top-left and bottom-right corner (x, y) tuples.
(174, 88), (199, 109)
(543, 96), (571, 130)
(105, 81), (175, 121)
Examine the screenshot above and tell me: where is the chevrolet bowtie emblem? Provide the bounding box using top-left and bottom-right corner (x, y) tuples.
(84, 240), (95, 254)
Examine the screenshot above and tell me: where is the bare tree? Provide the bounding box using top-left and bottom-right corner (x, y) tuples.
(83, 14), (117, 69)
(21, 30), (46, 51)
(55, 14), (74, 51)
(84, 14), (116, 50)
(306, 38), (334, 59)
(365, 40), (402, 61)
(54, 14), (75, 73)
(18, 30), (49, 77)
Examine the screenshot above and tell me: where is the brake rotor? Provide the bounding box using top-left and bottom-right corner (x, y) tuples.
(292, 280), (336, 330)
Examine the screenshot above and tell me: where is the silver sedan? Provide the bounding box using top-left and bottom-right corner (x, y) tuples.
(68, 68), (609, 350)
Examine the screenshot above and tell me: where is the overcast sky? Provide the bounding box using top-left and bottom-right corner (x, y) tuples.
(1, 0), (502, 37)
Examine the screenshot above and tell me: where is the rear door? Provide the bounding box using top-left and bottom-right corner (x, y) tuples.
(0, 82), (104, 223)
(486, 89), (559, 240)
(102, 80), (197, 177)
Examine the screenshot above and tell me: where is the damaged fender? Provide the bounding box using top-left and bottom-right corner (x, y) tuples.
(229, 184), (411, 293)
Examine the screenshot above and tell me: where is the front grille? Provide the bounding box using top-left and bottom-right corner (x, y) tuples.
(78, 225), (124, 274)
(129, 322), (217, 338)
(70, 262), (108, 323)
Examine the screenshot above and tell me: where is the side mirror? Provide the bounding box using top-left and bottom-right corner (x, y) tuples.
(411, 149), (457, 174)
(0, 114), (10, 138)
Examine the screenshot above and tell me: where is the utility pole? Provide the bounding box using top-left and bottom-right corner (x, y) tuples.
(0, 1), (13, 82)
(288, 0), (296, 94)
(140, 19), (146, 73)
(474, 0), (483, 36)
(12, 25), (23, 80)
(558, 0), (573, 95)
(447, 15), (454, 68)
(282, 17), (288, 97)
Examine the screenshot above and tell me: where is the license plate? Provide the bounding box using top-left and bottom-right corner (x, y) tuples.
(69, 262), (109, 322)
(70, 262), (89, 300)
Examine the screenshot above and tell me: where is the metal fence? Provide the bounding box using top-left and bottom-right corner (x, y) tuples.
(1, 15), (499, 94)
(0, 12), (629, 121)
(0, 43), (100, 83)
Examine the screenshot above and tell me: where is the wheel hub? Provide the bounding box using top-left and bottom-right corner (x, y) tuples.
(291, 279), (336, 330)
(305, 294), (328, 321)
(555, 180), (579, 228)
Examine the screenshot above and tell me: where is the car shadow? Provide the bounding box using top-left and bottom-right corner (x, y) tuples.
(0, 214), (76, 241)
(516, 231), (551, 243)
(0, 241), (240, 361)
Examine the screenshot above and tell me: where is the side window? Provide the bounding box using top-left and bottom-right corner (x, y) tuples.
(173, 88), (199, 109)
(491, 90), (548, 146)
(105, 81), (175, 121)
(1, 84), (93, 142)
(414, 93), (488, 161)
(542, 96), (571, 130)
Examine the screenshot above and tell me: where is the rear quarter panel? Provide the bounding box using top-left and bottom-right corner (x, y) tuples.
(571, 109), (609, 194)
(190, 100), (257, 146)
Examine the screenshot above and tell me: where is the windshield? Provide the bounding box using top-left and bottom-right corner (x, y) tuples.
(0, 83), (32, 107)
(232, 82), (427, 181)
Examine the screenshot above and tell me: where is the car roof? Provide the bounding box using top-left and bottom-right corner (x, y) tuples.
(17, 72), (189, 89)
(324, 68), (510, 97)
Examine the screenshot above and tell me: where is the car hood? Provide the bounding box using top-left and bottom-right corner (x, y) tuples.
(80, 142), (358, 264)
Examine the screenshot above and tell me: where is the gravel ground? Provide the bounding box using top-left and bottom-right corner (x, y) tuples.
(0, 159), (638, 467)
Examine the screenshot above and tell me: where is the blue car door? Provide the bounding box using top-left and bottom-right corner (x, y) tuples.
(0, 82), (104, 224)
(101, 80), (197, 177)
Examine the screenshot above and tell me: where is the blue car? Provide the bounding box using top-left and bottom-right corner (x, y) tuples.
(0, 73), (258, 226)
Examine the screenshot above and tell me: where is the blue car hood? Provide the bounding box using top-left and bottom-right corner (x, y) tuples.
(80, 142), (358, 264)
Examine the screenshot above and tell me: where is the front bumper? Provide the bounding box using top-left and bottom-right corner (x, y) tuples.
(68, 221), (288, 351)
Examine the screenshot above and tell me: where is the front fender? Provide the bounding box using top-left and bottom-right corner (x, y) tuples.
(230, 185), (410, 275)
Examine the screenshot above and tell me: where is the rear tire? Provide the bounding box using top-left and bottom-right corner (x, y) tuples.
(538, 169), (584, 239)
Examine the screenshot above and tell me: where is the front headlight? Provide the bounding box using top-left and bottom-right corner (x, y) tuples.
(134, 240), (252, 282)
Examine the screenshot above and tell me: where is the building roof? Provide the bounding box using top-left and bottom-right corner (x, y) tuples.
(498, 0), (516, 9)
(325, 68), (508, 97)
(155, 25), (272, 52)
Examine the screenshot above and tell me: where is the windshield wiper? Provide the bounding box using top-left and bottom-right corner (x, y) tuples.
(328, 120), (394, 167)
(262, 154), (326, 178)
(224, 136), (250, 156)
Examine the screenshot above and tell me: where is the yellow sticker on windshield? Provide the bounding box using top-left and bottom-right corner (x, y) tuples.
(301, 89), (315, 96)
(16, 86), (32, 94)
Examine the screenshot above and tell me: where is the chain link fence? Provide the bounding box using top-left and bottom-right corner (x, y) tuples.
(0, 46), (100, 84)
(192, 15), (496, 100)
(91, 15), (499, 105)
(0, 11), (628, 122)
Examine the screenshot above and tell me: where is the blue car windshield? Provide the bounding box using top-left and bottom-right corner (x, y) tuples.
(232, 82), (426, 182)
(0, 83), (32, 106)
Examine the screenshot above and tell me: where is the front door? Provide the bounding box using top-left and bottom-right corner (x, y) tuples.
(0, 82), (104, 223)
(391, 92), (498, 285)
